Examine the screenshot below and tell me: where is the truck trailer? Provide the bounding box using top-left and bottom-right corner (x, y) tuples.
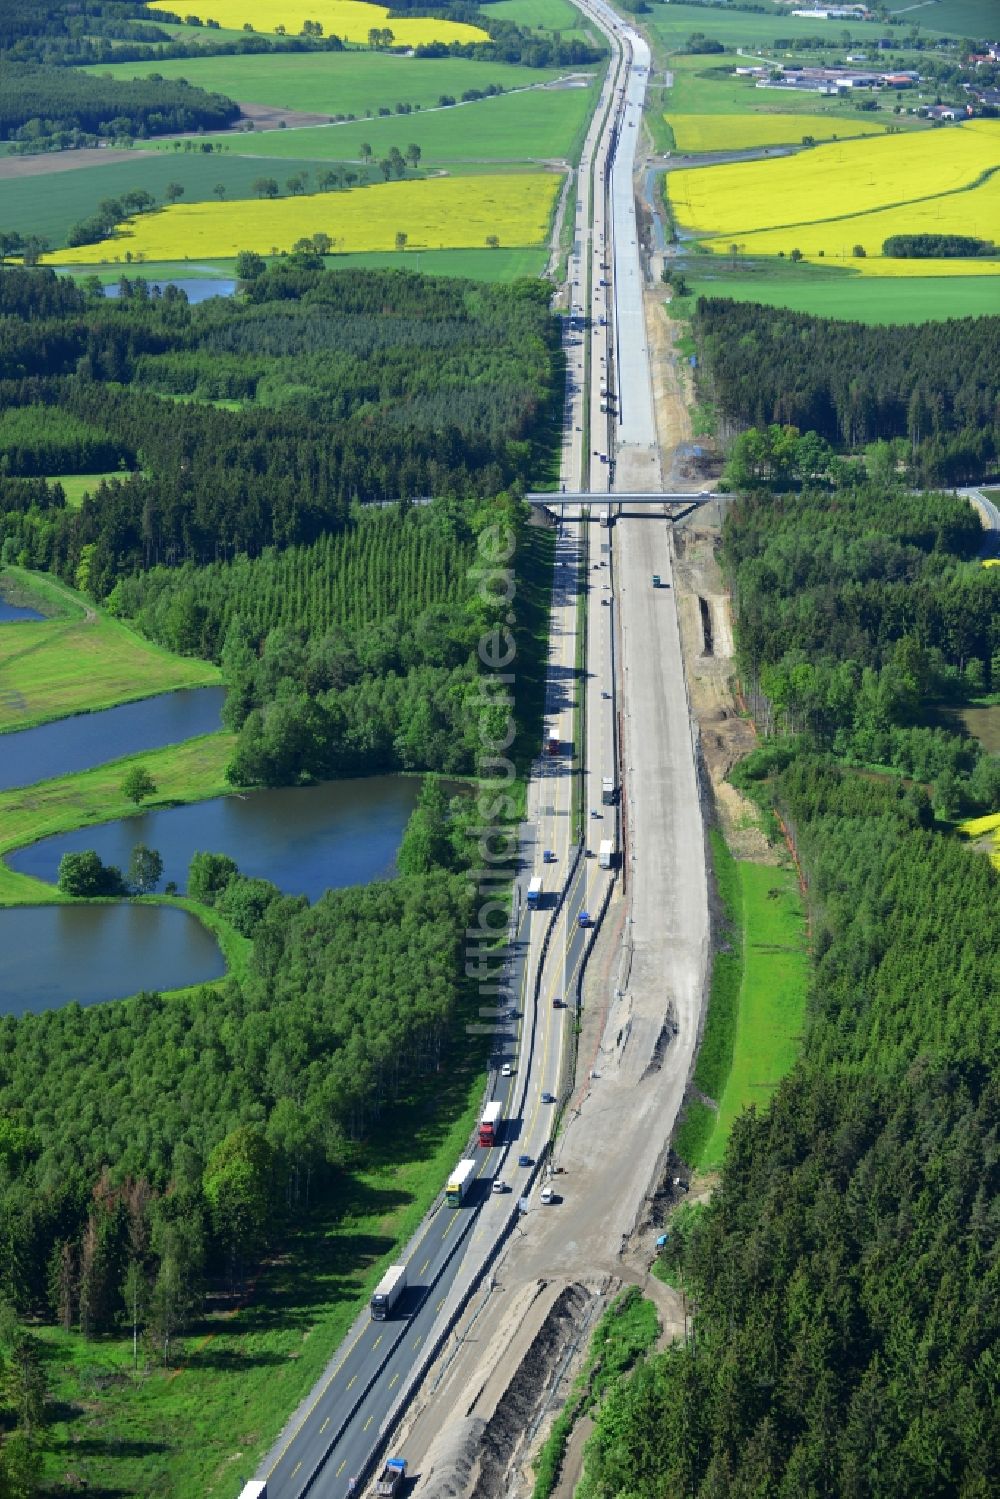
(446, 1158), (477, 1206)
(376, 1458), (407, 1496)
(479, 1100), (503, 1147)
(546, 730), (560, 756)
(237, 1484), (266, 1499)
(370, 1263), (407, 1321)
(601, 775), (617, 806)
(527, 876), (542, 910)
(599, 839), (614, 870)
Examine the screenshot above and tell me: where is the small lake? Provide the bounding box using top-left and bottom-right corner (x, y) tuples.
(103, 278), (237, 303)
(9, 774), (422, 901)
(0, 596), (45, 623)
(0, 686), (225, 792)
(0, 904), (226, 1016)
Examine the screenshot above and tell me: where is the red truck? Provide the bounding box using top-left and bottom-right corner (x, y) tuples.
(479, 1101), (502, 1147)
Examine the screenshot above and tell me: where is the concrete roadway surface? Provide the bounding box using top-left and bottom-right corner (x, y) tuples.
(255, 517), (592, 1498)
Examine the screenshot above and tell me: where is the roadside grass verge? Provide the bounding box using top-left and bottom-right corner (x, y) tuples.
(0, 568), (219, 731)
(36, 1028), (493, 1497)
(531, 1286), (659, 1499)
(675, 831), (808, 1170)
(0, 732), (235, 903)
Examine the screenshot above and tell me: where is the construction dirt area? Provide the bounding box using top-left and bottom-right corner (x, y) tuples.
(394, 266), (766, 1496)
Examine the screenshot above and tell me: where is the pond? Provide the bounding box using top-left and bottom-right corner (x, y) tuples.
(0, 595), (45, 623)
(8, 774), (423, 902)
(103, 278), (237, 303)
(0, 903), (226, 1016)
(0, 686), (226, 792)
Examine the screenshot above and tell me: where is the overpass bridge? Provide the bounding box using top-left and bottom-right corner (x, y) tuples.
(526, 491), (720, 517)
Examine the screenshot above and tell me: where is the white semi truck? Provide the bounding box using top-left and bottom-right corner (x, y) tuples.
(370, 1263), (407, 1320)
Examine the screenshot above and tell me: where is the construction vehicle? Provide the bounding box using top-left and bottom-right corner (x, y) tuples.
(375, 1458), (407, 1496)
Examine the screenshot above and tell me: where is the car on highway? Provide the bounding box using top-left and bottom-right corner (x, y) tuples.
(579, 911), (591, 927)
(501, 1062), (513, 1077)
(543, 849), (556, 863)
(518, 1153), (533, 1168)
(492, 1179), (509, 1194)
(541, 1091), (556, 1104)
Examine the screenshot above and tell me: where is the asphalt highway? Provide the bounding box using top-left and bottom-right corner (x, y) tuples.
(247, 6), (645, 1492)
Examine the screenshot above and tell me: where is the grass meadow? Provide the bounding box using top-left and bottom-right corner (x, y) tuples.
(0, 733), (235, 905)
(0, 569), (219, 730)
(679, 269), (999, 323)
(146, 0), (487, 46)
(84, 50), (566, 116)
(46, 172), (561, 262)
(675, 833), (808, 1170)
(50, 472), (130, 507)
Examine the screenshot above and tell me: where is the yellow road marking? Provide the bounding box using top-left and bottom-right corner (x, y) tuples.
(347, 1374), (357, 1390)
(364, 1415), (374, 1431)
(373, 1334), (382, 1350)
(389, 1373), (400, 1388)
(419, 1258), (430, 1275)
(320, 1418), (330, 1434)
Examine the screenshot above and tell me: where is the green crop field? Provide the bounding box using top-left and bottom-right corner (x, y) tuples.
(145, 79), (600, 163)
(83, 50), (570, 116)
(646, 2), (894, 54)
(0, 569), (219, 731)
(681, 270), (997, 323)
(897, 0), (999, 33)
(0, 152), (342, 247)
(57, 244), (547, 282)
(487, 0), (598, 43)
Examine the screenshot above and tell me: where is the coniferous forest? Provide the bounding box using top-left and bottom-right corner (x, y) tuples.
(0, 252), (555, 1493)
(583, 478), (1000, 1496)
(693, 300), (1000, 482)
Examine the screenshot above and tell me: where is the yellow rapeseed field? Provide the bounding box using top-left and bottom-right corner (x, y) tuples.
(960, 808), (1000, 870)
(668, 113), (890, 153)
(701, 173), (1000, 267)
(147, 0), (487, 45)
(45, 175), (558, 264)
(667, 120), (1000, 274)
